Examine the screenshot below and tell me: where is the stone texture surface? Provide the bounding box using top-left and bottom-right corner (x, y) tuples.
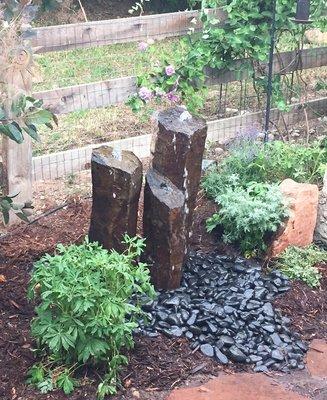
(143, 107), (207, 289)
(306, 339), (327, 379)
(270, 179), (319, 257)
(89, 146), (142, 253)
(167, 373), (309, 400)
(152, 106), (207, 235)
(139, 252), (308, 372)
(314, 171), (327, 246)
(143, 169), (187, 289)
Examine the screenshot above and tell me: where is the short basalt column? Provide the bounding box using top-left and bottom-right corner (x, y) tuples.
(89, 146), (142, 253)
(152, 107), (207, 234)
(143, 169), (186, 289)
(143, 107), (208, 289)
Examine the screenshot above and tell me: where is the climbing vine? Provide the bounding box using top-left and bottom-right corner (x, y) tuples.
(128, 0), (327, 114)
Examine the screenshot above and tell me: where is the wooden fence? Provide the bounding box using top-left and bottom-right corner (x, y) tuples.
(32, 96), (327, 181)
(31, 8), (226, 53)
(34, 46), (327, 114)
(2, 8), (327, 191)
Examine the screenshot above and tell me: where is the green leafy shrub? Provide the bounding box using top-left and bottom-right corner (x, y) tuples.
(28, 236), (155, 398)
(203, 139), (327, 194)
(275, 245), (326, 288)
(202, 138), (326, 255)
(206, 182), (288, 255)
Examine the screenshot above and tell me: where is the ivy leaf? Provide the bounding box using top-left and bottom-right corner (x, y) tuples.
(26, 109), (54, 126)
(7, 123), (24, 144)
(23, 124), (40, 142)
(15, 211), (30, 223)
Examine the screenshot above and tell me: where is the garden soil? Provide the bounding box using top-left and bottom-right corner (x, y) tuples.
(0, 197), (326, 399)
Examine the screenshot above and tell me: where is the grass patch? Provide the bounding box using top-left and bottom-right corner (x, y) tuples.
(34, 38), (184, 91)
(33, 105), (154, 156)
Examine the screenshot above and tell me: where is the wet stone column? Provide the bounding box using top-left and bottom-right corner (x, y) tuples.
(89, 146), (143, 253)
(152, 106), (207, 236)
(143, 107), (207, 290)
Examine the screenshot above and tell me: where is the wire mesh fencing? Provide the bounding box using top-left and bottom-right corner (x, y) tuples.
(26, 9), (327, 182)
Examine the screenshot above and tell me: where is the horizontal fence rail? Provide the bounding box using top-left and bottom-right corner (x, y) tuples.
(32, 96), (327, 181)
(34, 47), (327, 114)
(206, 47), (327, 84)
(31, 8), (226, 53)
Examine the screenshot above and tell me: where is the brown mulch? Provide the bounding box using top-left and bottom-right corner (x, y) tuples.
(274, 263), (327, 341)
(0, 197), (91, 264)
(0, 196), (244, 400)
(0, 196), (326, 399)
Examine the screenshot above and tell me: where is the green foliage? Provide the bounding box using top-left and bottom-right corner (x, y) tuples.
(275, 245), (327, 288)
(128, 0), (326, 114)
(0, 96), (57, 144)
(203, 139), (327, 194)
(0, 2), (57, 224)
(27, 364), (77, 395)
(0, 192), (33, 224)
(206, 182), (288, 255)
(129, 0), (196, 14)
(28, 236), (155, 398)
(202, 138), (326, 254)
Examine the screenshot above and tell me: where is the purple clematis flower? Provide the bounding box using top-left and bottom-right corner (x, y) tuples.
(165, 65), (175, 76)
(138, 41), (148, 52)
(139, 87), (153, 102)
(166, 91), (180, 103)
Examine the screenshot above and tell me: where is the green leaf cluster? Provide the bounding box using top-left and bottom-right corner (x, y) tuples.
(0, 95), (57, 144)
(275, 245), (327, 288)
(27, 364), (77, 395)
(0, 192), (33, 225)
(203, 139), (327, 199)
(28, 236), (155, 398)
(206, 181), (288, 255)
(129, 0), (326, 114)
(202, 138), (326, 255)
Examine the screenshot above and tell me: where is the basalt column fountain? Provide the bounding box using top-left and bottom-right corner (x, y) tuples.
(89, 146), (143, 253)
(143, 107), (207, 289)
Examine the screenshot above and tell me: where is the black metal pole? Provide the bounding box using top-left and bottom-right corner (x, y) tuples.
(264, 0), (278, 142)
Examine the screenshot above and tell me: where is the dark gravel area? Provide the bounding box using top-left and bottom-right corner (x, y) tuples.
(139, 251), (309, 373)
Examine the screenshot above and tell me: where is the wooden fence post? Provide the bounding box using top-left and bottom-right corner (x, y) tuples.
(1, 135), (33, 213)
(1, 48), (33, 224)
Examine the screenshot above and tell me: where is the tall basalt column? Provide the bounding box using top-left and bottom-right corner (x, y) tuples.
(89, 146), (142, 253)
(143, 107), (208, 289)
(152, 107), (207, 234)
(143, 169), (186, 289)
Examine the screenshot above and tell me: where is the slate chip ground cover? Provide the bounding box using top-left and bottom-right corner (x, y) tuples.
(139, 251), (309, 372)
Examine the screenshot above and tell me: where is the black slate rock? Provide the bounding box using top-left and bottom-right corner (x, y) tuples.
(200, 343), (214, 357)
(138, 250), (308, 373)
(228, 346), (247, 363)
(215, 348), (229, 364)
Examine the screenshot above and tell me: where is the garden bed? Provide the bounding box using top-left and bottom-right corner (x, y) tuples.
(0, 197), (326, 399)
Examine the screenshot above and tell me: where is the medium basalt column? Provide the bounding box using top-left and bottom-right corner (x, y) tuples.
(152, 107), (207, 235)
(143, 107), (208, 289)
(143, 169), (186, 289)
(89, 146), (142, 253)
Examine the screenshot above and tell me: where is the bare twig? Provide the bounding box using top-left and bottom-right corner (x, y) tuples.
(77, 0), (88, 22)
